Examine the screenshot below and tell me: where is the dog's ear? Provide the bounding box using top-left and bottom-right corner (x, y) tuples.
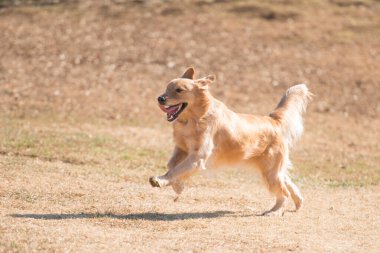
(205, 75), (216, 82)
(181, 67), (195, 80)
(196, 75), (216, 89)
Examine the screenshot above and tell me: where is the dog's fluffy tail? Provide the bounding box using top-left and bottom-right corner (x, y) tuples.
(270, 84), (312, 148)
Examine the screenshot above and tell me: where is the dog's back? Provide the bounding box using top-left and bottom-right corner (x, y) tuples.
(205, 84), (312, 164)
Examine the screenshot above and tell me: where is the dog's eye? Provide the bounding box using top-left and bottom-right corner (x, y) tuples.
(175, 88), (183, 93)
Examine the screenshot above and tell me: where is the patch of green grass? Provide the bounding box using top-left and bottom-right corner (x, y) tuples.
(137, 148), (154, 157)
(120, 148), (168, 164)
(295, 160), (380, 187)
(0, 122), (122, 164)
(326, 180), (361, 188)
(121, 154), (132, 161)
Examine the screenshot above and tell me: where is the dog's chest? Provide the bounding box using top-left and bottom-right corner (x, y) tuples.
(173, 120), (207, 151)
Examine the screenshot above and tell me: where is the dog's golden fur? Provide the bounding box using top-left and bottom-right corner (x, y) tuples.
(150, 67), (312, 215)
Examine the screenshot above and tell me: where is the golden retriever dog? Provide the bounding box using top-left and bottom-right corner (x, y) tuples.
(149, 67), (312, 215)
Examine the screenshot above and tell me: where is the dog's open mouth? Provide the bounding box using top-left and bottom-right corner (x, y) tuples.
(159, 103), (188, 122)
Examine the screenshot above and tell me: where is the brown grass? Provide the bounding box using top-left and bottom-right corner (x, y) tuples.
(0, 0), (380, 252)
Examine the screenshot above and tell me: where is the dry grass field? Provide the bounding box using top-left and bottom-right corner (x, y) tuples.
(0, 0), (380, 252)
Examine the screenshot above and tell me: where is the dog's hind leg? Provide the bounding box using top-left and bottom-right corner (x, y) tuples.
(261, 175), (290, 216)
(256, 154), (290, 216)
(284, 175), (303, 210)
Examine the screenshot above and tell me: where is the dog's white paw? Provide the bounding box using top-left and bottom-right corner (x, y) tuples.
(149, 176), (169, 188)
(149, 176), (161, 187)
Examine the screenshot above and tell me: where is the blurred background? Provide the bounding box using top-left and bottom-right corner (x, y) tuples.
(1, 1), (380, 251)
(1, 0), (379, 121)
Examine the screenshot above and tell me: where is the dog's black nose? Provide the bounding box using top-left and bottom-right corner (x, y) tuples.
(158, 96), (166, 105)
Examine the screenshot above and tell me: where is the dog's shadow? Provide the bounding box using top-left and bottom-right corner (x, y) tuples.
(10, 210), (240, 221)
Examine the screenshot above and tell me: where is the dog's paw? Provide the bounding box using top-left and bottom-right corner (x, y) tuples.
(149, 176), (170, 188)
(149, 176), (161, 187)
(294, 196), (303, 211)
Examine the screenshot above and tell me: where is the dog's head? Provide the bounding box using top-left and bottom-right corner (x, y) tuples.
(157, 67), (215, 122)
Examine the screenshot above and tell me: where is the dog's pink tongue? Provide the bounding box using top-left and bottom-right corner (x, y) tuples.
(166, 106), (178, 115)
(158, 104), (178, 115)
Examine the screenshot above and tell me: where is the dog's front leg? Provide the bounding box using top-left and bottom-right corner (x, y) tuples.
(150, 132), (213, 190)
(167, 147), (187, 195)
(149, 152), (208, 188)
(167, 146), (187, 171)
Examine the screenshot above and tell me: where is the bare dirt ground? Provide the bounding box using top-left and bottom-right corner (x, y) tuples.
(0, 0), (380, 252)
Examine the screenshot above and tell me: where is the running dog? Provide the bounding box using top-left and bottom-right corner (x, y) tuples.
(149, 67), (312, 215)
